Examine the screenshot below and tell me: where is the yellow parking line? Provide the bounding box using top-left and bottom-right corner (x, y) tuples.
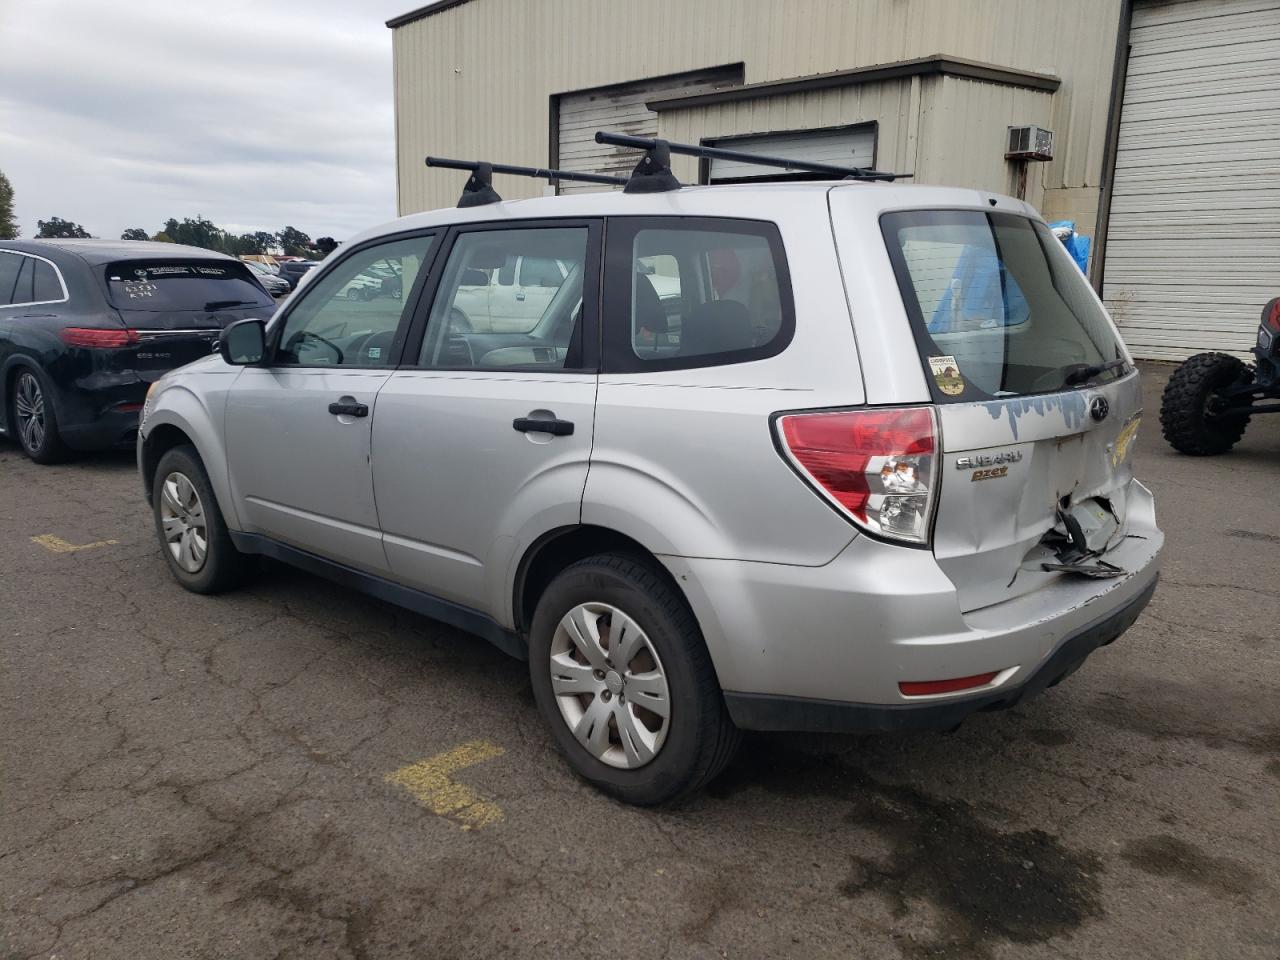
(385, 739), (506, 830)
(31, 534), (119, 554)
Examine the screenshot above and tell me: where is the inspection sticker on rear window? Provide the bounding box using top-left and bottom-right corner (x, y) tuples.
(929, 355), (965, 396)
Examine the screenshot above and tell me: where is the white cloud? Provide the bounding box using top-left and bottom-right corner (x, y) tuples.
(0, 0), (416, 241)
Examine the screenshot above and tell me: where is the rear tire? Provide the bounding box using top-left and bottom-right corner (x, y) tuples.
(10, 366), (70, 464)
(528, 554), (740, 805)
(1160, 352), (1252, 455)
(152, 444), (255, 594)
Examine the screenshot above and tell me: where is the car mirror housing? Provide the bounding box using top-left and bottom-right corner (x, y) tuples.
(219, 318), (266, 365)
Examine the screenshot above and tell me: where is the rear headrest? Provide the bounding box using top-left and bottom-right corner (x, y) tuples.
(682, 299), (754, 356)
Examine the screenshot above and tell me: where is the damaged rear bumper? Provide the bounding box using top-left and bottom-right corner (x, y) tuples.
(723, 574), (1157, 733)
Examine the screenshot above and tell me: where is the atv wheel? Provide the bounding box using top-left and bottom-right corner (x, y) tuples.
(1160, 352), (1253, 456)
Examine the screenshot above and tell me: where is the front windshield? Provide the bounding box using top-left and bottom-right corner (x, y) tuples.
(882, 210), (1125, 402)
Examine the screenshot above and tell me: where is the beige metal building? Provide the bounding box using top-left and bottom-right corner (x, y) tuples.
(389, 0), (1280, 360)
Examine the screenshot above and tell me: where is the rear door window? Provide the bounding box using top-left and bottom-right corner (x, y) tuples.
(0, 253), (22, 306)
(882, 210), (1124, 401)
(105, 259), (273, 313)
(415, 225), (596, 369)
(602, 217), (794, 371)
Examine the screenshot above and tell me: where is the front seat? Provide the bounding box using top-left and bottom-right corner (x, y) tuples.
(634, 273), (669, 347)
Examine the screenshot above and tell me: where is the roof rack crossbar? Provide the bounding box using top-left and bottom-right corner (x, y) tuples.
(594, 131), (905, 182)
(426, 156), (628, 207)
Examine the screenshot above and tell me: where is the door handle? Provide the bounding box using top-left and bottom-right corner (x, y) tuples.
(515, 291), (526, 301)
(328, 396), (369, 418)
(513, 416), (573, 436)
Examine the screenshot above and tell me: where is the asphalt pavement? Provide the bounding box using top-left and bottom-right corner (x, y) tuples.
(2, 362), (1278, 959)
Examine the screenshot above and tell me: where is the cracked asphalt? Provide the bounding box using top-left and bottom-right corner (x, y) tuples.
(2, 362), (1278, 959)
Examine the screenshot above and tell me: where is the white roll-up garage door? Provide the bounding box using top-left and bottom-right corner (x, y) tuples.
(1103, 0), (1280, 361)
(555, 66), (742, 194)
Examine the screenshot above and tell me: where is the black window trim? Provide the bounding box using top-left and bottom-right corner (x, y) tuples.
(399, 217), (604, 375)
(265, 228), (443, 370)
(601, 215), (796, 374)
(0, 250), (70, 310)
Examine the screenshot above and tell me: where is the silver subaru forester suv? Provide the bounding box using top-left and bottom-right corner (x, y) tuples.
(139, 152), (1161, 804)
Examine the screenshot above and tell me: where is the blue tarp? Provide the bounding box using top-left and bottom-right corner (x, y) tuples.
(1050, 220), (1091, 274)
(928, 247), (1029, 333)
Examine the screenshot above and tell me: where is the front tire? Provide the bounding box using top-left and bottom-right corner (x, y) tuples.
(528, 554), (740, 805)
(152, 445), (254, 594)
(10, 367), (70, 464)
(1160, 352), (1253, 455)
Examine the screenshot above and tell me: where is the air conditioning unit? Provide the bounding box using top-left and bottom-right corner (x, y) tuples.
(1006, 125), (1054, 161)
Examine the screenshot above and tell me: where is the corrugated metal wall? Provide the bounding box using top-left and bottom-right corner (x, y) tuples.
(1102, 0), (1280, 360)
(391, 0), (1123, 216)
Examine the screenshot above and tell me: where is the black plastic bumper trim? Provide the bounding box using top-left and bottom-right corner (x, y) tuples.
(723, 575), (1158, 734)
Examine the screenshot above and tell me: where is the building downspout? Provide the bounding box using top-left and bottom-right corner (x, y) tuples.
(1091, 0), (1135, 294)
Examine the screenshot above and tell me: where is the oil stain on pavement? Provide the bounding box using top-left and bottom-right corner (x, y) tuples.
(1120, 834), (1259, 899)
(710, 743), (1103, 959)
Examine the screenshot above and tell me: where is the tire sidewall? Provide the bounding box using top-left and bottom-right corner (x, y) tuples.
(528, 559), (711, 804)
(152, 445), (232, 593)
(10, 365), (64, 463)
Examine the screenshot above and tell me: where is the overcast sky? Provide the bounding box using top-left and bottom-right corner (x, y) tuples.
(0, 0), (414, 242)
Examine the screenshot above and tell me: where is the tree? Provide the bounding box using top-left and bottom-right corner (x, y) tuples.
(0, 170), (17, 239)
(315, 236), (339, 257)
(152, 232), (174, 243)
(278, 226), (313, 257)
(251, 231), (279, 254)
(37, 217), (91, 239)
(121, 228), (150, 241)
(163, 216), (223, 251)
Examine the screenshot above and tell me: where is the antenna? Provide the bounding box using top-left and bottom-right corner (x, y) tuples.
(594, 131), (906, 183)
(426, 157), (628, 207)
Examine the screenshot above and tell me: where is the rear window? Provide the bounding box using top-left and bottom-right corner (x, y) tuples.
(105, 260), (273, 312)
(882, 210), (1123, 402)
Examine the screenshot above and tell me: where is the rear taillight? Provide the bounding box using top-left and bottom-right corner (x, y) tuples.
(1264, 298), (1280, 334)
(776, 406), (938, 545)
(60, 327), (140, 348)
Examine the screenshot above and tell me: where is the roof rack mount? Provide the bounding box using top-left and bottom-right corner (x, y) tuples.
(594, 131), (906, 184)
(425, 156), (628, 207)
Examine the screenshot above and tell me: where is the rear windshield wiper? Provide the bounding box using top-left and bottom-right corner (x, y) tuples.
(204, 299), (261, 311)
(1063, 358), (1128, 386)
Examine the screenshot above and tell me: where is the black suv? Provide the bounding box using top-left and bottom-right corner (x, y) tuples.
(0, 239), (275, 463)
(276, 259), (319, 291)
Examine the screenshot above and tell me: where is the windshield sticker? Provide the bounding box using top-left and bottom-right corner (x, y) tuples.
(929, 355), (965, 396)
(119, 280), (158, 299)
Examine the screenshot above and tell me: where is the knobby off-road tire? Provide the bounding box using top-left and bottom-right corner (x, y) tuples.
(1159, 352), (1252, 456)
(528, 554), (741, 805)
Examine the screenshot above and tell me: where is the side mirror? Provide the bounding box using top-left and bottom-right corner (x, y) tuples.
(460, 268), (490, 286)
(219, 318), (266, 365)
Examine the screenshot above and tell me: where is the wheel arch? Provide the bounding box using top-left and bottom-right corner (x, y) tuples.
(140, 395), (240, 529)
(512, 524), (690, 638)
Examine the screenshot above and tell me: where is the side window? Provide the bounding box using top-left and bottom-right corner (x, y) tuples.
(604, 219), (794, 371)
(12, 257), (35, 305)
(417, 226), (592, 370)
(518, 256), (564, 289)
(274, 235), (434, 367)
(32, 260), (63, 302)
(0, 253), (20, 305)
